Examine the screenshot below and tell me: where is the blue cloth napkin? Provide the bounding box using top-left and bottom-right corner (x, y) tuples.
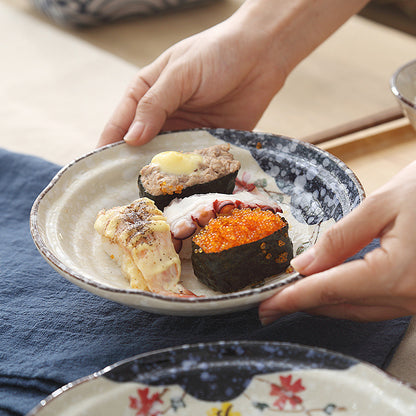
(0, 148), (411, 416)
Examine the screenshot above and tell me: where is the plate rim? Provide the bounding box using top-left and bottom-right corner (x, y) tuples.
(29, 128), (365, 305)
(26, 339), (416, 415)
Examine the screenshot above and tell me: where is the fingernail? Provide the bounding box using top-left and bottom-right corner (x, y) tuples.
(259, 311), (284, 326)
(124, 121), (144, 144)
(290, 246), (316, 273)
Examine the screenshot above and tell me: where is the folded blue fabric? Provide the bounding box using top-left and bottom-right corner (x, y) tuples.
(0, 148), (411, 416)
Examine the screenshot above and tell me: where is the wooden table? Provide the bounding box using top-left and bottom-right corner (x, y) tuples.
(2, 0), (416, 160)
(320, 119), (416, 193)
(1, 0), (416, 385)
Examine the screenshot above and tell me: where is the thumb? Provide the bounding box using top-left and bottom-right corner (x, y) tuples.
(291, 195), (393, 275)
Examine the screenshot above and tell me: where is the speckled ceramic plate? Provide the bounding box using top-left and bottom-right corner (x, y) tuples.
(30, 129), (364, 316)
(27, 341), (416, 415)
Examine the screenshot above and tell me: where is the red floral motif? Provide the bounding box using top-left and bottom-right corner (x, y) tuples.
(270, 375), (305, 410)
(129, 387), (163, 416)
(234, 173), (256, 192)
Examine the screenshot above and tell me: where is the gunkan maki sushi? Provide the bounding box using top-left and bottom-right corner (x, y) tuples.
(191, 208), (293, 293)
(138, 144), (240, 210)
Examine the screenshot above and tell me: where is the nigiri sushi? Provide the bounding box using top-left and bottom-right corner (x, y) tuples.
(163, 191), (283, 258)
(138, 144), (240, 210)
(191, 207), (293, 293)
(94, 198), (192, 297)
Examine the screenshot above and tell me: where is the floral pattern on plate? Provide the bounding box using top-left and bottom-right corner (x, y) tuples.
(30, 129), (364, 315)
(207, 128), (364, 225)
(28, 341), (416, 415)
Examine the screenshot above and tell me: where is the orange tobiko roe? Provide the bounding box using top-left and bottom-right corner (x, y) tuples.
(193, 208), (286, 253)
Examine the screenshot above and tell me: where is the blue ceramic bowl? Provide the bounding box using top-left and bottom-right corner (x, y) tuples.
(31, 0), (218, 26)
(391, 59), (416, 132)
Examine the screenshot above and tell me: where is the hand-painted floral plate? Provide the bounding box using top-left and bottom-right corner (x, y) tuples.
(27, 341), (416, 415)
(30, 129), (364, 316)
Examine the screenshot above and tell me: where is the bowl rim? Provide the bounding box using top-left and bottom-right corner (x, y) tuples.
(29, 128), (365, 307)
(390, 58), (416, 110)
(25, 340), (416, 415)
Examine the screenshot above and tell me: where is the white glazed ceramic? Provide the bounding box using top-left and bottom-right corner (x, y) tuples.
(391, 58), (416, 131)
(27, 341), (416, 416)
(30, 129), (364, 316)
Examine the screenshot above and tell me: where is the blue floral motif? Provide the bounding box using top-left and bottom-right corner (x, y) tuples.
(207, 128), (364, 225)
(105, 341), (356, 402)
(31, 0), (213, 26)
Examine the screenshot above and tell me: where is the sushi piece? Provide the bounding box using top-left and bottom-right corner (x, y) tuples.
(191, 208), (293, 293)
(94, 198), (193, 297)
(138, 144), (240, 210)
(163, 191), (282, 258)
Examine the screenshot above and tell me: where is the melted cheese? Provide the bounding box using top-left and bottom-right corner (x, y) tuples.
(151, 151), (202, 175)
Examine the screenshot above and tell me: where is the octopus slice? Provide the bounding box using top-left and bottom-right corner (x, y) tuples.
(164, 191), (282, 257)
(94, 198), (193, 297)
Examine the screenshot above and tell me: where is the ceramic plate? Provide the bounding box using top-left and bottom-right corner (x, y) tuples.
(30, 129), (364, 316)
(27, 341), (416, 415)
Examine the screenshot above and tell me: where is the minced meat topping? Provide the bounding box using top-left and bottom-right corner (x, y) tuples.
(139, 144), (241, 196)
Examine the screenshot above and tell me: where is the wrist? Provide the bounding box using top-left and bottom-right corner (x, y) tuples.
(230, 0), (370, 83)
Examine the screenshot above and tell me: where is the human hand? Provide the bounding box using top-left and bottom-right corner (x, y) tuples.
(98, 0), (370, 148)
(97, 6), (287, 147)
(259, 161), (416, 324)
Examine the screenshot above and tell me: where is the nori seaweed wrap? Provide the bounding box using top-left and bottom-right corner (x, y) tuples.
(138, 171), (238, 211)
(138, 144), (240, 210)
(191, 208), (293, 293)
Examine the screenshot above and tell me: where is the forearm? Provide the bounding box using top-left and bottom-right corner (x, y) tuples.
(229, 0), (370, 87)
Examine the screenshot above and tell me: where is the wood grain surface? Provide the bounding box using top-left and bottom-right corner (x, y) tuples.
(320, 119), (416, 194)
